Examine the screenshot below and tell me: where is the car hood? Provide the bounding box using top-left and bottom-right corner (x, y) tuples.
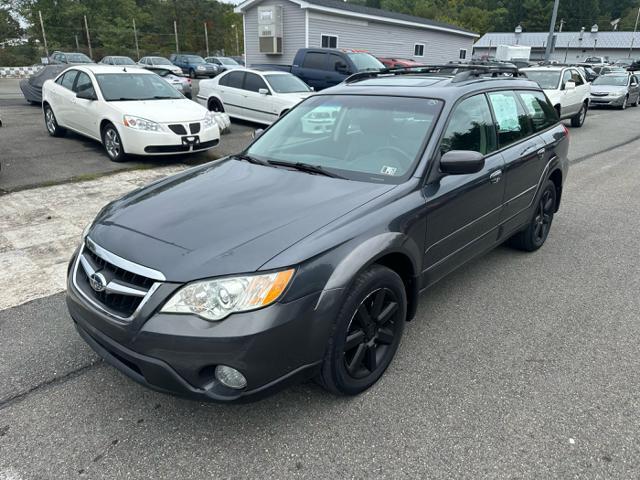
(590, 85), (627, 94)
(275, 92), (314, 102)
(88, 159), (394, 282)
(109, 98), (206, 123)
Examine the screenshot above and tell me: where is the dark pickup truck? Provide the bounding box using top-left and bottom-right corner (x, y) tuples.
(252, 48), (384, 91)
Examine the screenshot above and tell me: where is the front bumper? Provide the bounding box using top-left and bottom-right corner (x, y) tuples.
(66, 251), (342, 402)
(118, 123), (219, 156)
(589, 95), (625, 106)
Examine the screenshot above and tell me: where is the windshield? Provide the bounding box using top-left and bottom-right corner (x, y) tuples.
(593, 75), (628, 86)
(347, 53), (385, 72)
(151, 57), (173, 65)
(265, 74), (310, 93)
(95, 73), (183, 101)
(585, 57), (601, 63)
(220, 57), (239, 65)
(246, 95), (442, 183)
(68, 53), (92, 63)
(524, 71), (561, 89)
(113, 57), (136, 65)
(185, 55), (206, 64)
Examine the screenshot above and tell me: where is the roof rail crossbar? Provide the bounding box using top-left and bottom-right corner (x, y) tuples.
(344, 63), (525, 84)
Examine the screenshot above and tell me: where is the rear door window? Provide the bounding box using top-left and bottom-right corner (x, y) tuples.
(440, 94), (497, 156)
(487, 91), (533, 148)
(517, 90), (558, 132)
(59, 70), (78, 90)
(219, 71), (245, 88)
(302, 52), (327, 70)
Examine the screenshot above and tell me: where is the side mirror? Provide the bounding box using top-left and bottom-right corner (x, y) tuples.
(564, 81), (576, 90)
(335, 62), (349, 74)
(252, 128), (264, 139)
(440, 150), (485, 175)
(76, 90), (97, 101)
(258, 88), (269, 96)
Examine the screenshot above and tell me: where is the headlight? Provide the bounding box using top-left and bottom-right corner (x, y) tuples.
(197, 65), (205, 71)
(203, 111), (216, 129)
(161, 269), (294, 321)
(123, 115), (162, 132)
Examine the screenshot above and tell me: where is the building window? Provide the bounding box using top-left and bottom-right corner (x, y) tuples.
(459, 49), (467, 60)
(321, 34), (338, 49)
(414, 43), (425, 57)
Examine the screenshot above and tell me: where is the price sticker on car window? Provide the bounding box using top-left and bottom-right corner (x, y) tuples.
(381, 166), (398, 176)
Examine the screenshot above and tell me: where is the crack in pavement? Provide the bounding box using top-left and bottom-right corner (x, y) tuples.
(0, 361), (102, 411)
(570, 132), (640, 164)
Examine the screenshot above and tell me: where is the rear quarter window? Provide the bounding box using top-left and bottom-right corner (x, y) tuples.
(487, 91), (533, 148)
(517, 90), (558, 132)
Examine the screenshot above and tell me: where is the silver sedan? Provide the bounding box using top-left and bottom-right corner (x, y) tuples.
(590, 74), (640, 109)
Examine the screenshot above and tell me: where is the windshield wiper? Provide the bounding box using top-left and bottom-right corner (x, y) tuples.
(234, 153), (270, 166)
(269, 161), (345, 179)
(109, 97), (139, 101)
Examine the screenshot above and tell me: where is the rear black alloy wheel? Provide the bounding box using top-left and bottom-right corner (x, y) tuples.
(101, 124), (126, 162)
(208, 98), (224, 113)
(509, 179), (557, 252)
(571, 103), (587, 127)
(44, 105), (66, 137)
(318, 265), (406, 395)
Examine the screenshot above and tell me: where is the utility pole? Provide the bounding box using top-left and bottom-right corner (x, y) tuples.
(38, 10), (49, 58)
(84, 15), (92, 59)
(174, 20), (179, 53)
(630, 7), (640, 58)
(544, 0), (560, 61)
(204, 22), (210, 57)
(232, 24), (239, 56)
(75, 34), (79, 50)
(133, 19), (140, 60)
(559, 18), (565, 33)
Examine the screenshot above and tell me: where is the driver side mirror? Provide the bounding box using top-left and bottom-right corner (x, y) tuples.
(258, 88), (269, 96)
(252, 128), (264, 139)
(335, 62), (350, 74)
(564, 81), (576, 90)
(76, 90), (97, 101)
(440, 150), (485, 175)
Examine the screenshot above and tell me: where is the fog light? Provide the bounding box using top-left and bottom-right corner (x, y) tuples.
(215, 365), (247, 389)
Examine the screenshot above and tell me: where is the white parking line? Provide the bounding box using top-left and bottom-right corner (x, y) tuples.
(0, 166), (186, 311)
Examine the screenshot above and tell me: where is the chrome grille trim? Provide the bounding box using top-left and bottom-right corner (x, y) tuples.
(85, 237), (166, 281)
(72, 242), (163, 322)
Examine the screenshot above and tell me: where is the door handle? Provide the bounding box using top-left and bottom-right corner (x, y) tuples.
(489, 169), (502, 184)
(536, 148), (546, 158)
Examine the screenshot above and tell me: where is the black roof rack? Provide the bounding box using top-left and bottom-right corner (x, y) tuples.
(344, 63), (526, 85)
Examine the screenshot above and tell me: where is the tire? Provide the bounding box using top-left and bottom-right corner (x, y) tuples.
(44, 104), (66, 137)
(620, 96), (628, 110)
(101, 123), (126, 162)
(208, 98), (224, 113)
(317, 265), (407, 396)
(633, 95), (640, 107)
(189, 69), (196, 79)
(570, 102), (587, 127)
(509, 179), (557, 252)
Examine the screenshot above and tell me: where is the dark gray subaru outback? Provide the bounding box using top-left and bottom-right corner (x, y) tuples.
(67, 65), (569, 402)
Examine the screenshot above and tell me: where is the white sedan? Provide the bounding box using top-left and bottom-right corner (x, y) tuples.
(196, 69), (313, 125)
(42, 65), (220, 162)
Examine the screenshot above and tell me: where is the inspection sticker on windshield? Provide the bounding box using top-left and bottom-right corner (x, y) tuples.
(381, 166), (398, 176)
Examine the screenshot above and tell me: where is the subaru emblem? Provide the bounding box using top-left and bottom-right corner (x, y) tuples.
(89, 272), (107, 292)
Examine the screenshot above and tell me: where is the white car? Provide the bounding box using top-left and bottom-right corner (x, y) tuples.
(196, 69), (313, 125)
(138, 56), (183, 76)
(522, 66), (591, 127)
(42, 65), (219, 162)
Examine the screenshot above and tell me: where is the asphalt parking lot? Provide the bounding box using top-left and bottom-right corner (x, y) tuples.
(2, 79), (640, 478)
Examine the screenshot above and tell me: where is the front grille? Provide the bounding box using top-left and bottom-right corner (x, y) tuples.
(168, 124), (187, 135)
(189, 122), (201, 134)
(75, 244), (157, 319)
(591, 93), (608, 97)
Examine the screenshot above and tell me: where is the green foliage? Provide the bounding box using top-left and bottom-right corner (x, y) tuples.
(1, 0), (243, 65)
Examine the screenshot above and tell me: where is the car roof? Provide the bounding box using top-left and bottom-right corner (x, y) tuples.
(321, 70), (541, 101)
(231, 68), (288, 76)
(70, 64), (154, 75)
(521, 66), (568, 71)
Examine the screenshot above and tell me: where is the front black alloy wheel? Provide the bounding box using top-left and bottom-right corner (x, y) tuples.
(318, 265), (406, 395)
(509, 179), (557, 252)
